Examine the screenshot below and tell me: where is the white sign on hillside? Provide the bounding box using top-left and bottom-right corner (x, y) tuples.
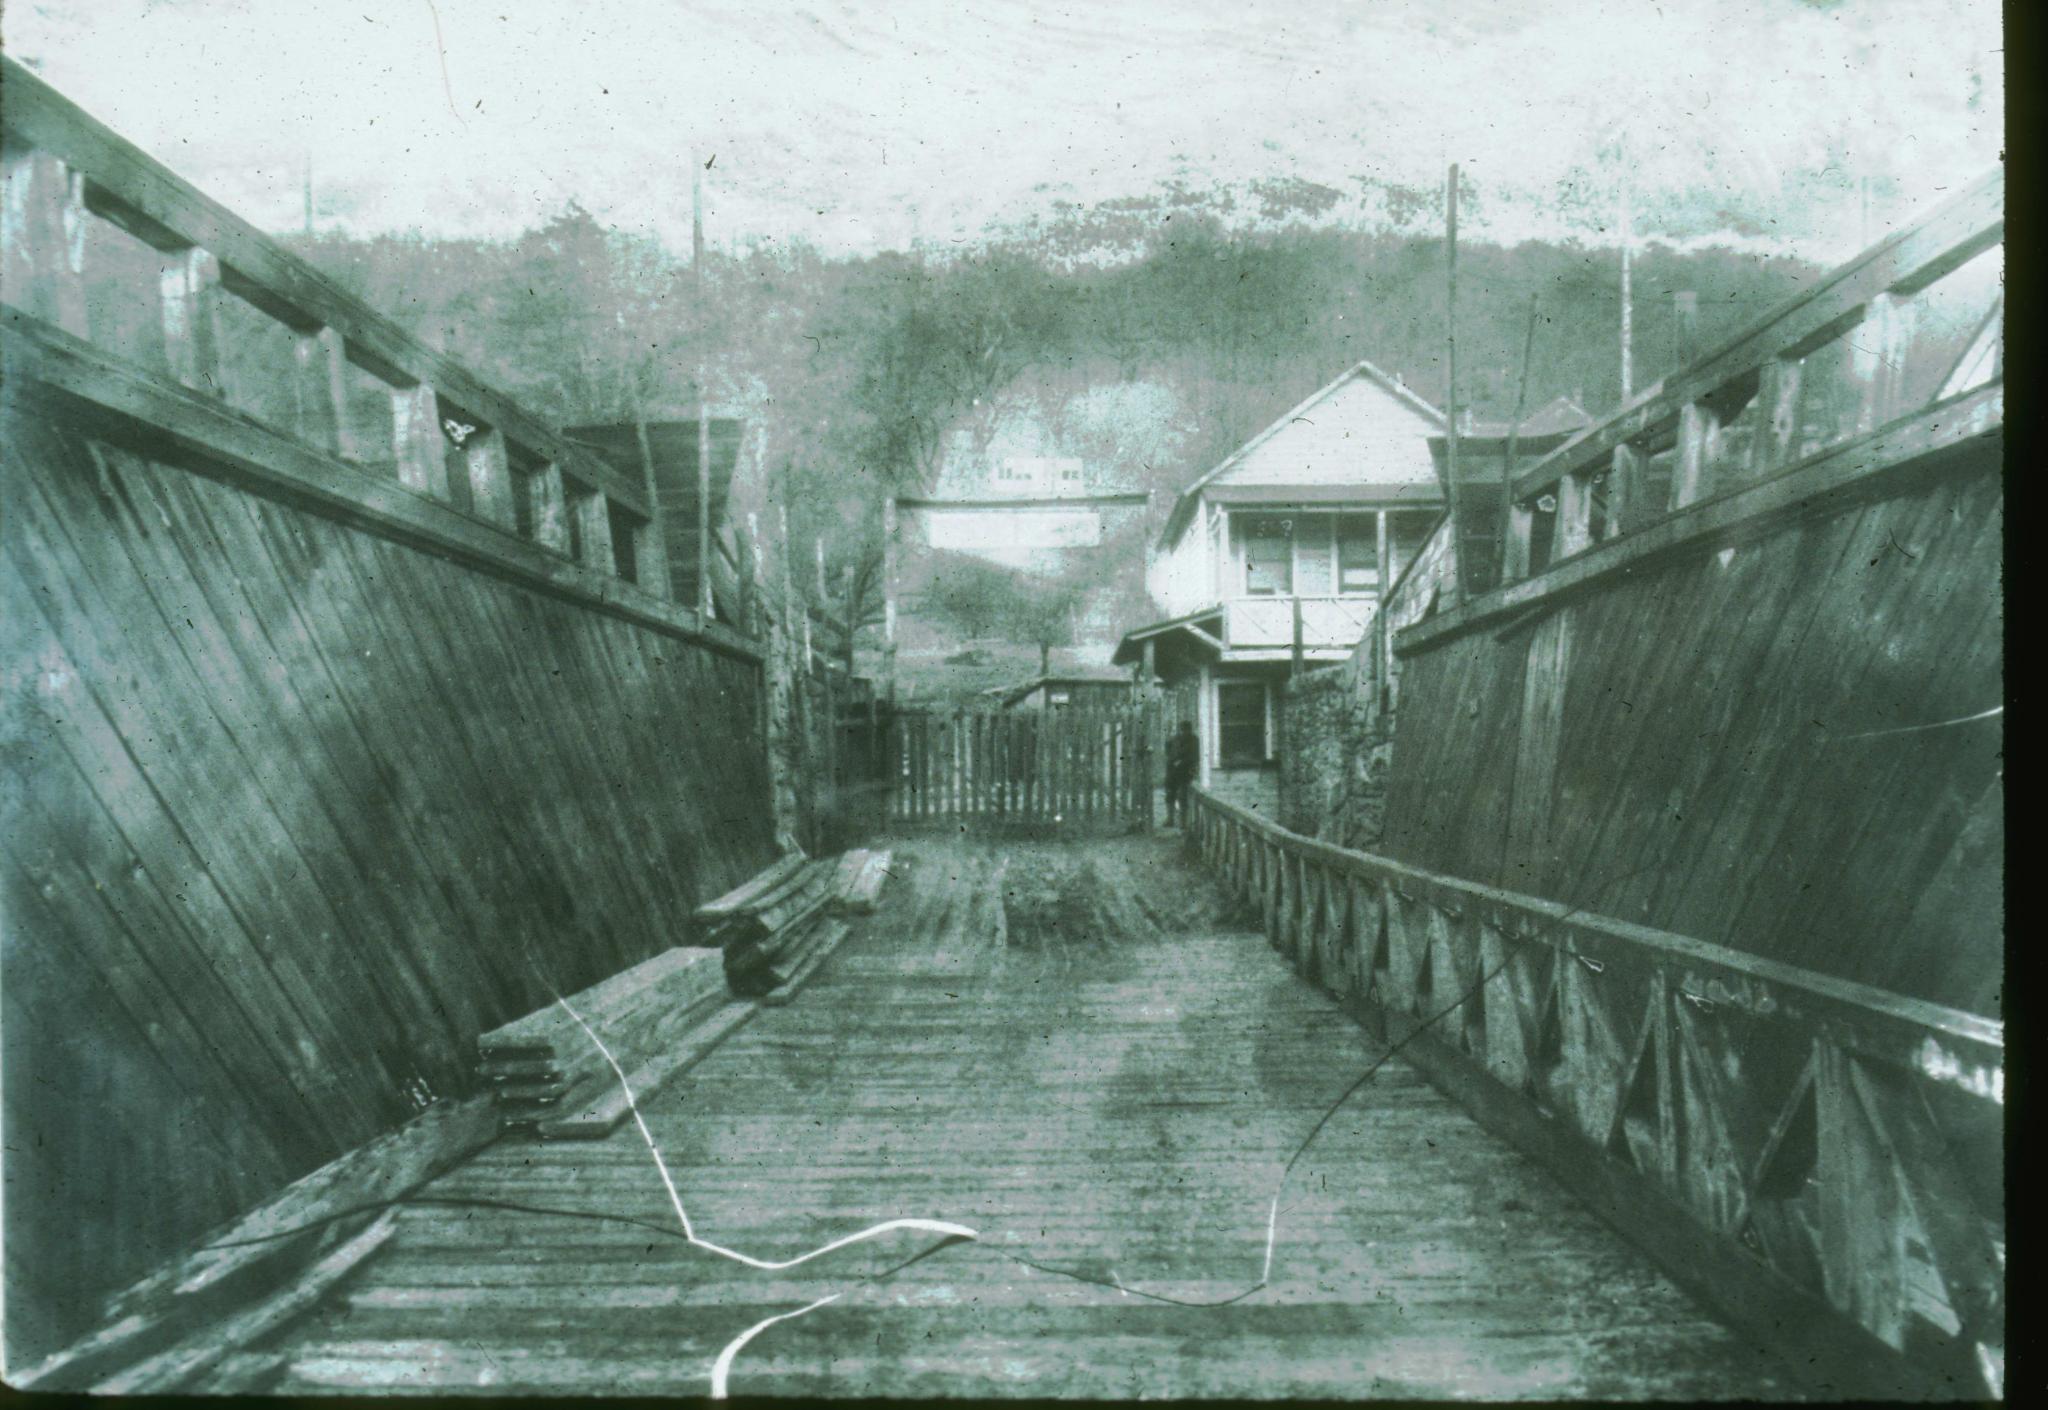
(925, 508), (1102, 552)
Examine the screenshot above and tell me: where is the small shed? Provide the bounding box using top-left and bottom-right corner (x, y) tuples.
(992, 673), (1136, 712)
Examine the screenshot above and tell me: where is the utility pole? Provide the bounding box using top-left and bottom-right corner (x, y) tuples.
(1619, 158), (1634, 402)
(1504, 295), (1539, 486)
(693, 154), (713, 619)
(1444, 163), (1465, 597)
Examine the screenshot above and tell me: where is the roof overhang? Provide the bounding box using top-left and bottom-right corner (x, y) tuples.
(1112, 606), (1226, 666)
(896, 492), (1149, 511)
(1204, 483), (1445, 509)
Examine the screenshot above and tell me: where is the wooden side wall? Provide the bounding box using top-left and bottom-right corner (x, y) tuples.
(1380, 445), (2000, 1015)
(1, 401), (776, 1361)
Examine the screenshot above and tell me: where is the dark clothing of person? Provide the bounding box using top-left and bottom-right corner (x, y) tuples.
(1164, 729), (1198, 825)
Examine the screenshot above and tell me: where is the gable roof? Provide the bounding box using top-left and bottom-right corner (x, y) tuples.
(1159, 360), (1445, 547)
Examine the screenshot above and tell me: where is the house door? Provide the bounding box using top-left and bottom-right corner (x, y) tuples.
(1216, 682), (1268, 768)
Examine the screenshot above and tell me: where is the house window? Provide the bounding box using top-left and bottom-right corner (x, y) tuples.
(1296, 520), (1335, 596)
(1240, 516), (1292, 596)
(1337, 514), (1379, 594)
(1217, 682), (1268, 768)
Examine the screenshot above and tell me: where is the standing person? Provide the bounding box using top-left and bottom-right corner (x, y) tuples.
(1164, 719), (1198, 828)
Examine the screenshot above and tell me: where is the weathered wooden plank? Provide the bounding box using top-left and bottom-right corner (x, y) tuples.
(1506, 168), (1999, 504)
(3, 324), (763, 662)
(534, 1002), (760, 1140)
(93, 1212), (402, 1395)
(1380, 1013), (1956, 1400)
(1401, 382), (1999, 655)
(0, 143), (88, 335)
(1, 56), (655, 515)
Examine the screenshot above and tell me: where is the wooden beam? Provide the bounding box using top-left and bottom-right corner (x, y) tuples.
(0, 56), (654, 518)
(1397, 382), (2000, 655)
(1507, 168), (2000, 504)
(1189, 789), (2001, 1083)
(2, 317), (763, 663)
(1373, 1016), (1966, 1401)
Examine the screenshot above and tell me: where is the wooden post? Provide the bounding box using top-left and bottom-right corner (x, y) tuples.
(1854, 293), (1918, 432)
(159, 248), (224, 395)
(531, 463), (570, 553)
(1554, 471), (1594, 559)
(882, 497), (898, 705)
(1673, 290), (1700, 370)
(841, 565), (858, 675)
(1607, 443), (1640, 538)
(572, 488), (615, 573)
(1752, 357), (1804, 476)
(1290, 595), (1305, 678)
(1, 147), (89, 337)
(1375, 507), (1393, 695)
(631, 417), (672, 602)
(292, 326), (350, 456)
(1443, 163), (1468, 597)
(462, 427), (516, 530)
(1672, 401), (1721, 509)
(391, 383), (445, 497)
(1503, 500), (1534, 581)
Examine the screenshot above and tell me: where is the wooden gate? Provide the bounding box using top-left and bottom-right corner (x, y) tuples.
(886, 702), (1159, 830)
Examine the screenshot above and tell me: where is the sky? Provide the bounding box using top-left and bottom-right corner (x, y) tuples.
(5, 0), (2004, 262)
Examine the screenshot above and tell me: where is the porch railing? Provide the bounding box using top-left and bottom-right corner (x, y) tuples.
(1224, 595), (1374, 651)
(1189, 787), (2002, 1400)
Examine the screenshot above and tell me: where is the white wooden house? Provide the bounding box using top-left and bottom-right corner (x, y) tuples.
(1111, 362), (1450, 804)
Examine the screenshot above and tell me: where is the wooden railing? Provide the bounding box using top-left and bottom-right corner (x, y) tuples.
(1189, 789), (2003, 1399)
(1223, 595), (1374, 652)
(1, 56), (756, 661)
(1416, 169), (2001, 650)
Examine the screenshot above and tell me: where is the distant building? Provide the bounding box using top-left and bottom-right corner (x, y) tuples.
(989, 672), (1137, 712)
(1111, 362), (1587, 803)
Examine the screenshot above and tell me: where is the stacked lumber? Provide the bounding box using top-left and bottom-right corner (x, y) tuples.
(829, 848), (895, 915)
(476, 947), (746, 1139)
(761, 918), (852, 1007)
(698, 856), (840, 996)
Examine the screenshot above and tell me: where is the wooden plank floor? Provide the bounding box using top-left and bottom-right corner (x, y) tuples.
(258, 836), (1802, 1399)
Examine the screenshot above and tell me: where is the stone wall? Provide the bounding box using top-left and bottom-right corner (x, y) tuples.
(1278, 655), (1393, 850)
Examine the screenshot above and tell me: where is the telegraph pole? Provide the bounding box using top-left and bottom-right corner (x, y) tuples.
(1619, 159), (1634, 402)
(693, 155), (713, 619)
(1444, 163), (1465, 594)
